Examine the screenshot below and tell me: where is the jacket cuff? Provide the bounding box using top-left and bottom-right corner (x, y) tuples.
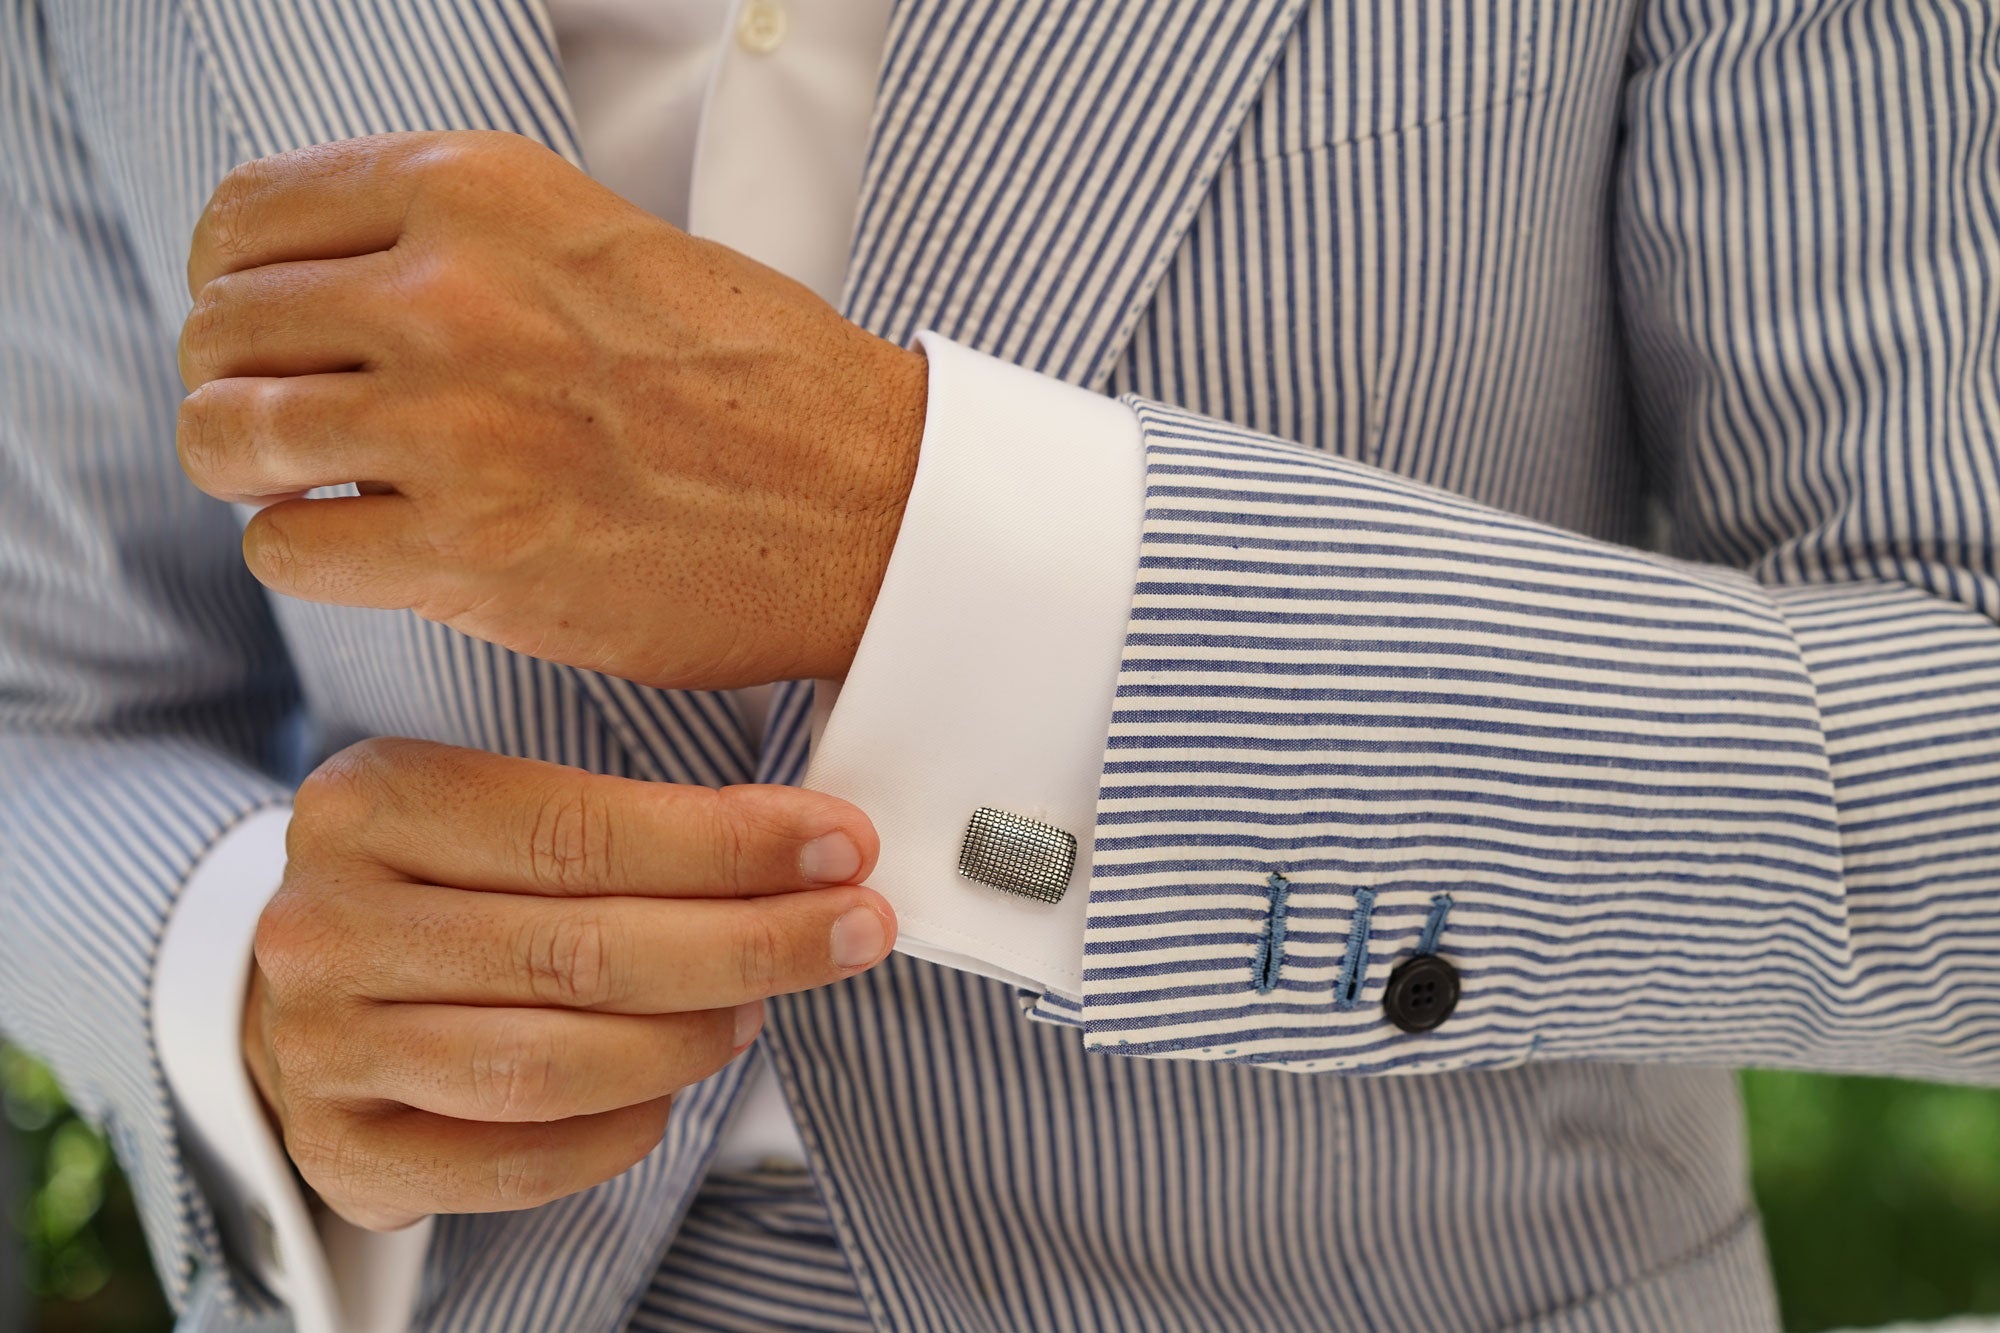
(1072, 402), (1843, 1072)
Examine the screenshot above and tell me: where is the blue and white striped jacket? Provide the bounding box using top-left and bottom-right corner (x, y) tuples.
(3, 0), (1996, 1328)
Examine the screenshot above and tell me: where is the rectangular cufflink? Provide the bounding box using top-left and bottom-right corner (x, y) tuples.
(957, 806), (1077, 904)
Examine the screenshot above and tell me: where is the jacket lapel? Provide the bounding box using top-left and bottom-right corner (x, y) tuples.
(840, 0), (1310, 388)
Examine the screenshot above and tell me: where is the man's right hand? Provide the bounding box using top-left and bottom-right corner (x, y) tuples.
(242, 736), (896, 1232)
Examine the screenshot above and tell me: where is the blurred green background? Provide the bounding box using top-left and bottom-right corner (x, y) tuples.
(4, 1042), (1999, 1332)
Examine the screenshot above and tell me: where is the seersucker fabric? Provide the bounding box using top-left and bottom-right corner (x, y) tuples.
(4, 0), (1998, 1329)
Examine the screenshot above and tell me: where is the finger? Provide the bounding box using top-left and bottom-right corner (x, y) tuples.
(179, 374), (395, 504)
(326, 1003), (752, 1123)
(187, 131), (558, 296)
(180, 253), (398, 388)
(336, 880), (897, 1012)
(298, 1096), (674, 1232)
(298, 739), (882, 899)
(242, 493), (436, 609)
(188, 134), (447, 296)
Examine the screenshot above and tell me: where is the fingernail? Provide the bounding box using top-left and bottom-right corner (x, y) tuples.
(830, 906), (888, 970)
(732, 1000), (765, 1050)
(800, 832), (862, 884)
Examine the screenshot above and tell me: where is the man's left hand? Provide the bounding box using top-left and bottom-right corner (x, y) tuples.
(176, 130), (927, 691)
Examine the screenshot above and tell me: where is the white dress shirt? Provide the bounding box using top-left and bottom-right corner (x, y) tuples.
(152, 1), (1143, 1328)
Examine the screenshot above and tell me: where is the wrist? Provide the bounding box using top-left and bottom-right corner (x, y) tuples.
(806, 337), (926, 681)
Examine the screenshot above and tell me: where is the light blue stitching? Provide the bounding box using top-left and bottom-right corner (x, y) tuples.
(1334, 887), (1377, 1011)
(1252, 870), (1290, 994)
(1417, 893), (1454, 956)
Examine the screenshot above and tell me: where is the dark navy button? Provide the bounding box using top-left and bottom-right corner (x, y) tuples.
(1384, 954), (1459, 1033)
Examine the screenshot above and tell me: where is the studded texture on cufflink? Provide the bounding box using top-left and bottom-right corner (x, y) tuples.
(957, 806), (1077, 904)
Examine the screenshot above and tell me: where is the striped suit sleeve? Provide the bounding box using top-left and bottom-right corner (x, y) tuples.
(0, 3), (299, 1314)
(1065, 0), (2000, 1083)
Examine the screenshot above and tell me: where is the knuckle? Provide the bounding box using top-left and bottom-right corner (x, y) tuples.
(263, 1013), (323, 1086)
(406, 134), (477, 180)
(397, 252), (470, 312)
(282, 1116), (340, 1179)
(393, 257), (494, 358)
(283, 1106), (357, 1186)
(178, 287), (230, 380)
(450, 132), (511, 174)
(401, 259), (510, 360)
(250, 906), (297, 984)
(174, 385), (225, 484)
(244, 377), (295, 440)
(467, 1026), (563, 1122)
(295, 740), (392, 831)
(415, 130), (521, 185)
(707, 789), (758, 888)
(522, 909), (615, 1008)
(288, 1116), (386, 1216)
(242, 509), (303, 588)
(199, 162), (265, 263)
(734, 915), (785, 997)
(487, 1145), (559, 1209)
(524, 777), (610, 894)
(289, 738), (431, 862)
(252, 888), (328, 989)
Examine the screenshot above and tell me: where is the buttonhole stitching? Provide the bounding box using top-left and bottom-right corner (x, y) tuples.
(1252, 870), (1291, 994)
(1416, 893), (1454, 956)
(1334, 887), (1377, 1011)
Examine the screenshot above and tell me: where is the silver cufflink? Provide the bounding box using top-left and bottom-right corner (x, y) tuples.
(957, 806), (1077, 904)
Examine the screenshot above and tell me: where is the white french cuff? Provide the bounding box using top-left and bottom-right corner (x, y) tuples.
(153, 806), (429, 1333)
(805, 332), (1145, 999)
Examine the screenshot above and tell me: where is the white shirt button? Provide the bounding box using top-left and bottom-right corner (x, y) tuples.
(737, 0), (789, 53)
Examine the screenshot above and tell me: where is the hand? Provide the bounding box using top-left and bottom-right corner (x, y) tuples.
(176, 130), (928, 691)
(243, 737), (897, 1231)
